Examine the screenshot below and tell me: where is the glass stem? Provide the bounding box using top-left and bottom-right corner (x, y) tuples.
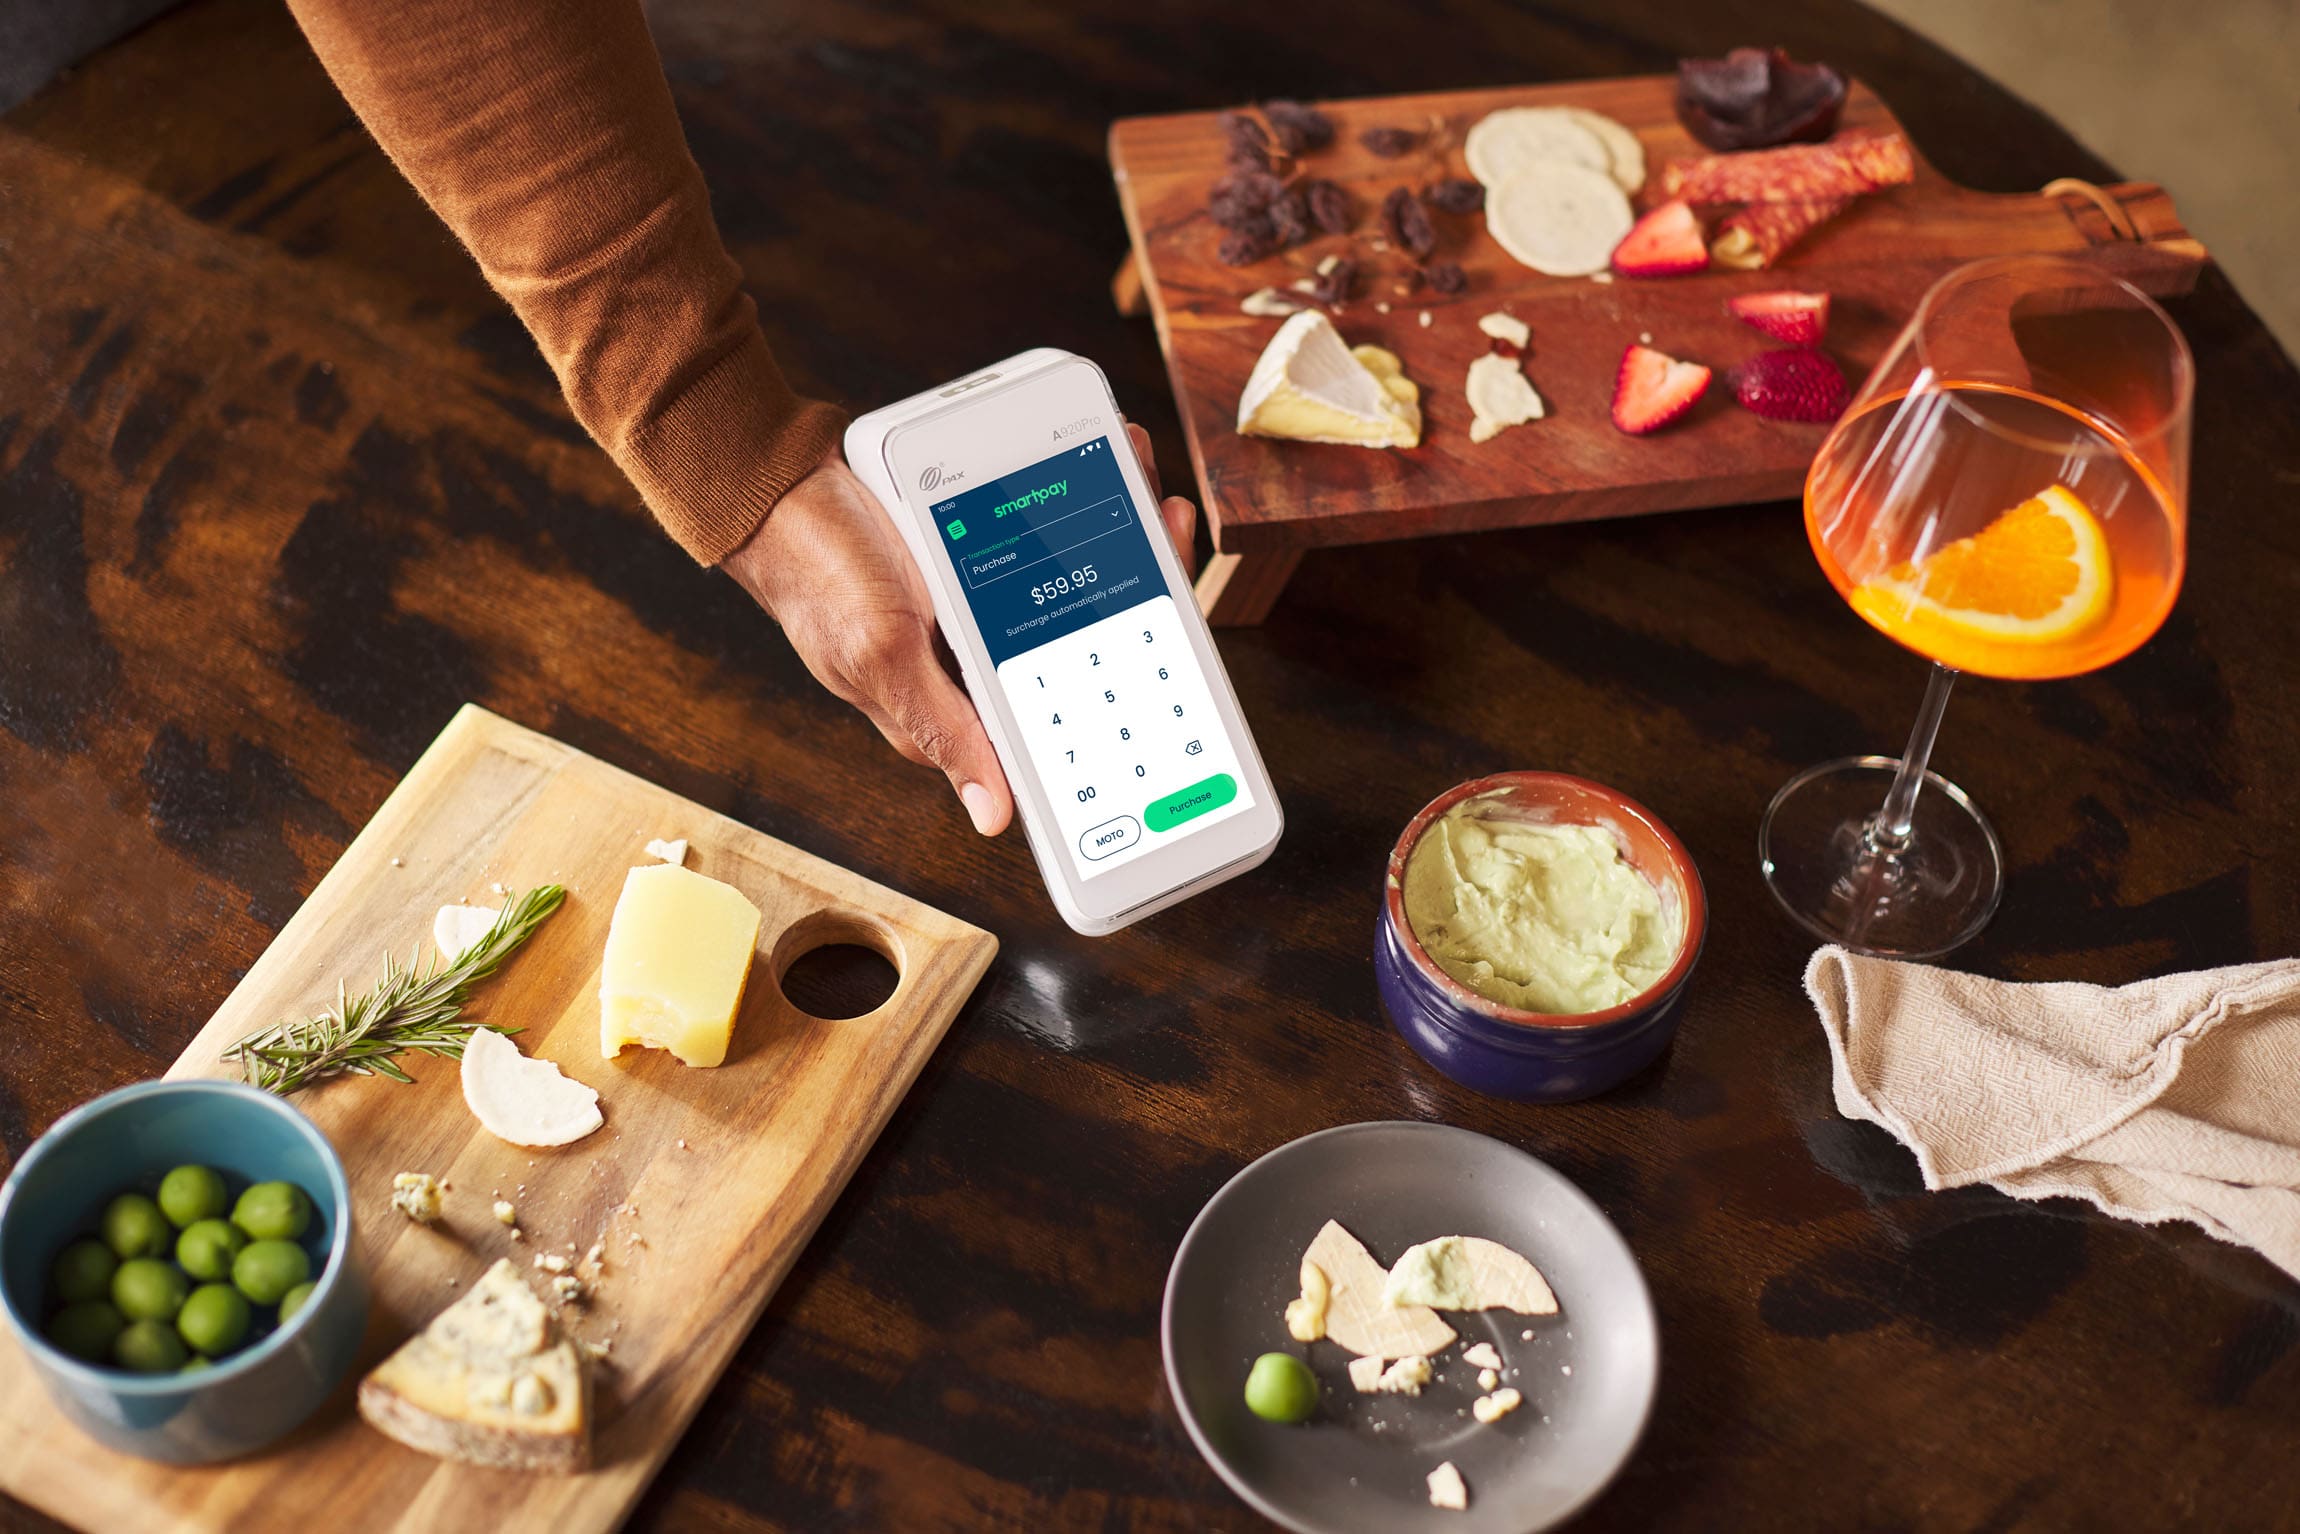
(1870, 663), (1958, 851)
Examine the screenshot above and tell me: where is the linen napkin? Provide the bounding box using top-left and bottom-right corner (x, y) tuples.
(1804, 946), (2300, 1281)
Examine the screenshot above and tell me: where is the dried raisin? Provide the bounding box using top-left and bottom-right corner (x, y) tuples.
(1208, 171), (1283, 231)
(1426, 178), (1484, 215)
(1360, 126), (1419, 158)
(1311, 258), (1358, 305)
(1218, 230), (1274, 267)
(1262, 99), (1334, 154)
(1302, 179), (1352, 235)
(1380, 187), (1436, 259)
(1269, 189), (1311, 248)
(1425, 261), (1468, 295)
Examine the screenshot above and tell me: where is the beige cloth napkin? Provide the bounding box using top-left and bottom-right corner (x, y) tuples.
(1804, 946), (2300, 1281)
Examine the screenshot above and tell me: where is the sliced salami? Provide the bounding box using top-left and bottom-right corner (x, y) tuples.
(1661, 132), (1913, 205)
(1710, 196), (1855, 269)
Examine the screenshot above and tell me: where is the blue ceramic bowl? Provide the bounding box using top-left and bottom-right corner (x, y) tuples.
(1377, 772), (1707, 1103)
(0, 1079), (369, 1463)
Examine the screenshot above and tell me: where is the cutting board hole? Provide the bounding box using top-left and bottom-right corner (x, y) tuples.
(772, 913), (902, 1019)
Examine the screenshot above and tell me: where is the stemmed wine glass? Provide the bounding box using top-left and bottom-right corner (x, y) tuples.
(1760, 255), (2194, 958)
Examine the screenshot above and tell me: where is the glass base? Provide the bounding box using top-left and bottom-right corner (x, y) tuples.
(1758, 755), (2004, 959)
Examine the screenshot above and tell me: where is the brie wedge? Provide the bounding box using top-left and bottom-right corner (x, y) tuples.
(1237, 310), (1421, 448)
(357, 1259), (590, 1472)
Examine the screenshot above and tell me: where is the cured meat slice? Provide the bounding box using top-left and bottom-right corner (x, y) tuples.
(1709, 196), (1855, 269)
(1661, 132), (1913, 205)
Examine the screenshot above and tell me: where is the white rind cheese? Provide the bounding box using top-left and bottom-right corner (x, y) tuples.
(1466, 355), (1546, 444)
(1236, 310), (1421, 449)
(1485, 161), (1634, 277)
(357, 1259), (590, 1472)
(461, 1027), (604, 1148)
(433, 904), (499, 962)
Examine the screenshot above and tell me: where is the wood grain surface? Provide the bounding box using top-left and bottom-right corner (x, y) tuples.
(1108, 76), (2206, 569)
(0, 706), (996, 1533)
(3, 0), (2299, 1530)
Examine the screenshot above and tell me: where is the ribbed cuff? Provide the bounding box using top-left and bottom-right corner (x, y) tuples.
(623, 331), (849, 565)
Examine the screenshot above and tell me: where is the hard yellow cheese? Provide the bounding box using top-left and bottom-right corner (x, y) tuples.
(599, 862), (763, 1067)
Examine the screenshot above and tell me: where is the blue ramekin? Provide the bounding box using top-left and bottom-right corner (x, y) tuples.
(1377, 772), (1707, 1102)
(0, 1078), (369, 1463)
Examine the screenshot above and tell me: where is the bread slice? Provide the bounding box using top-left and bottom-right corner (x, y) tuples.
(357, 1258), (591, 1472)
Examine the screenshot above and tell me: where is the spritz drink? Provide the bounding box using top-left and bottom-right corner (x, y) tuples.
(1760, 257), (2193, 958)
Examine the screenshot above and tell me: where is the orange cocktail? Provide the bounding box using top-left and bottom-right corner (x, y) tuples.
(1807, 382), (2184, 680)
(1760, 257), (2193, 959)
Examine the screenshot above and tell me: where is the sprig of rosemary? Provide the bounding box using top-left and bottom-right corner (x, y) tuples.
(226, 884), (567, 1095)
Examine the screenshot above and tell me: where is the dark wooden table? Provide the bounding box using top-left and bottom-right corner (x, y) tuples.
(4, 1), (2298, 1528)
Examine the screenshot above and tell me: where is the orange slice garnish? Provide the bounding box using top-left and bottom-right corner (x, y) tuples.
(1851, 485), (2112, 649)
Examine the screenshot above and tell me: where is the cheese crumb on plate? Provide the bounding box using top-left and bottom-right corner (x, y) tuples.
(1427, 1460), (1468, 1511)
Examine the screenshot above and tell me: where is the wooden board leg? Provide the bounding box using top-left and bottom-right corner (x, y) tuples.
(1111, 252), (1147, 317)
(1195, 548), (1302, 626)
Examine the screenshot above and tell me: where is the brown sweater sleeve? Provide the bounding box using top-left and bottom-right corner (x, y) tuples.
(284, 0), (844, 564)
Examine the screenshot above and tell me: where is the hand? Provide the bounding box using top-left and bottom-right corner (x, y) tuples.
(723, 422), (1199, 836)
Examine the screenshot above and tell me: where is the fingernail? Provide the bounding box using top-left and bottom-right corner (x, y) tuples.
(959, 781), (996, 834)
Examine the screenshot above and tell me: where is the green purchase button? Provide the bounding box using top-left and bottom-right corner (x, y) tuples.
(1145, 772), (1237, 832)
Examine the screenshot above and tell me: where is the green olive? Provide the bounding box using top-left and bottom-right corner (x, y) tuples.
(44, 1300), (125, 1363)
(231, 1239), (311, 1306)
(176, 1284), (251, 1357)
(99, 1193), (172, 1260)
(156, 1165), (229, 1229)
(112, 1317), (189, 1374)
(50, 1238), (118, 1306)
(230, 1182), (312, 1242)
(179, 1356), (214, 1374)
(1243, 1351), (1319, 1424)
(276, 1280), (318, 1326)
(175, 1218), (248, 1283)
(111, 1257), (190, 1323)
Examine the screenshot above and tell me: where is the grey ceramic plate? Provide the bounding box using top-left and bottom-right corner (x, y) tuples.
(1162, 1121), (1657, 1533)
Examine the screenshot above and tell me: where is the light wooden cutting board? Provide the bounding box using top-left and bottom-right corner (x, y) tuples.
(0, 705), (998, 1533)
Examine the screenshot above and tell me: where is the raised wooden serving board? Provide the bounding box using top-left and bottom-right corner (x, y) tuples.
(0, 706), (997, 1534)
(1107, 75), (2208, 623)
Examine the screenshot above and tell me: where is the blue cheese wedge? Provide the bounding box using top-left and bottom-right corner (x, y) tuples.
(357, 1259), (590, 1472)
(1237, 310), (1421, 448)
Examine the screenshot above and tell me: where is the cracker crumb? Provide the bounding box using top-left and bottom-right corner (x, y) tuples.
(1418, 310), (1434, 328)
(492, 1200), (517, 1226)
(1374, 301), (1392, 314)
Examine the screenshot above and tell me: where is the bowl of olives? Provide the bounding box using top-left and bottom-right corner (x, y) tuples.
(0, 1078), (368, 1463)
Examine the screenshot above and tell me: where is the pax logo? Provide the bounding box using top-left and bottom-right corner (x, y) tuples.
(919, 464), (942, 492)
(1052, 416), (1097, 443)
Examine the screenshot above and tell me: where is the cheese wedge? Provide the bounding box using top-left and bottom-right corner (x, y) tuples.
(357, 1259), (590, 1472)
(599, 863), (762, 1067)
(1237, 310), (1420, 448)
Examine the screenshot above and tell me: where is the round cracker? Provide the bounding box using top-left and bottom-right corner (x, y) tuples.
(1562, 106), (1646, 194)
(1485, 160), (1634, 277)
(1464, 106), (1610, 188)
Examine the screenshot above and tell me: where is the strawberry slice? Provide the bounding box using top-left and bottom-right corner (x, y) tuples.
(1610, 199), (1708, 278)
(1728, 289), (1830, 346)
(1611, 344), (1712, 434)
(1732, 348), (1848, 421)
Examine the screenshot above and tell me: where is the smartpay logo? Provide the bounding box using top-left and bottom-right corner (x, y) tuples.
(991, 480), (1067, 518)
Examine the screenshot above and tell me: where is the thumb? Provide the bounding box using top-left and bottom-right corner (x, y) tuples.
(875, 642), (1015, 836)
